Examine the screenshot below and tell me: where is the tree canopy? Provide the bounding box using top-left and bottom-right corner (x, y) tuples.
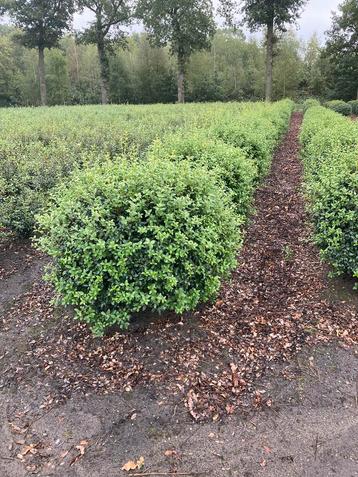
(137, 0), (216, 103)
(1, 0), (75, 105)
(220, 0), (306, 101)
(323, 0), (358, 100)
(77, 0), (134, 104)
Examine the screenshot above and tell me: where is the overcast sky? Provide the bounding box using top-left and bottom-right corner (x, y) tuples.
(74, 0), (342, 44)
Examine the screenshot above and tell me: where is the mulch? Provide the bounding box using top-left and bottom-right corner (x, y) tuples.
(3, 112), (357, 421)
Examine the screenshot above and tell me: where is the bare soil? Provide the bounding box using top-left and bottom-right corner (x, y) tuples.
(0, 113), (357, 477)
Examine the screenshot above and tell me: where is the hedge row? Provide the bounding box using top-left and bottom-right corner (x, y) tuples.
(303, 98), (320, 113)
(300, 106), (358, 283)
(0, 102), (246, 237)
(349, 100), (358, 115)
(35, 99), (294, 335)
(324, 100), (354, 116)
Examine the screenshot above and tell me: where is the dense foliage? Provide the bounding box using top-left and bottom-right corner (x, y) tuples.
(302, 98), (320, 113)
(348, 100), (358, 115)
(0, 140), (91, 236)
(300, 106), (358, 283)
(0, 26), (331, 106)
(0, 102), (217, 236)
(323, 0), (358, 101)
(324, 99), (352, 116)
(31, 99), (294, 334)
(0, 100), (292, 238)
(148, 131), (257, 216)
(212, 101), (292, 178)
(37, 158), (240, 335)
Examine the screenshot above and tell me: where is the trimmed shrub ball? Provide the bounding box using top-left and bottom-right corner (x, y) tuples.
(303, 98), (320, 113)
(325, 100), (352, 116)
(348, 100), (358, 115)
(148, 130), (258, 217)
(36, 158), (241, 335)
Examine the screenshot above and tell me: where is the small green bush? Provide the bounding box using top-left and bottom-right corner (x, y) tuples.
(148, 131), (258, 217)
(0, 139), (110, 237)
(303, 98), (320, 113)
(212, 100), (293, 179)
(324, 100), (352, 116)
(0, 140), (80, 237)
(309, 157), (358, 279)
(212, 119), (274, 179)
(36, 158), (241, 335)
(348, 100), (358, 115)
(300, 106), (358, 282)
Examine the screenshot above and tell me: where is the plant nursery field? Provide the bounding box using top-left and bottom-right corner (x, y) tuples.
(0, 101), (357, 477)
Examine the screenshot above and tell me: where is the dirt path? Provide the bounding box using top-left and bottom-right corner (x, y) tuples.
(0, 113), (357, 476)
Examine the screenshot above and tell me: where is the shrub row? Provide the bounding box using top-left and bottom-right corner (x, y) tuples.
(303, 98), (320, 113)
(0, 102), (246, 237)
(35, 99), (294, 335)
(300, 106), (358, 283)
(324, 99), (353, 116)
(348, 100), (358, 115)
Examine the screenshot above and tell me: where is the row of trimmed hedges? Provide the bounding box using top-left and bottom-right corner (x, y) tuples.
(304, 98), (358, 116)
(35, 100), (294, 335)
(349, 100), (358, 115)
(0, 102), (245, 238)
(303, 98), (321, 113)
(324, 99), (356, 116)
(300, 106), (358, 283)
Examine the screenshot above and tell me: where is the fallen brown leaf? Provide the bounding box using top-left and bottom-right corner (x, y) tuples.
(122, 456), (145, 472)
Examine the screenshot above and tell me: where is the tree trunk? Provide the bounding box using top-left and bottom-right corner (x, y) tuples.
(177, 54), (186, 104)
(265, 21), (274, 102)
(97, 40), (109, 105)
(38, 46), (47, 106)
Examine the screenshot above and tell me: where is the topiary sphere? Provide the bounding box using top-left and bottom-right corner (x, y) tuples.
(36, 158), (241, 335)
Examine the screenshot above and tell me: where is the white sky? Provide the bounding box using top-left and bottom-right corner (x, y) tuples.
(74, 0), (342, 44)
(0, 0), (342, 44)
(298, 0), (341, 42)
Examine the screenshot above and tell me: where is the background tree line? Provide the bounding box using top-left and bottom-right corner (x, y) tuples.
(0, 0), (356, 107)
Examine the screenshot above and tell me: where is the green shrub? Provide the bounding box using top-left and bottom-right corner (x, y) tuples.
(0, 139), (107, 237)
(36, 158), (241, 335)
(300, 106), (358, 282)
(303, 98), (320, 113)
(212, 118), (274, 178)
(212, 100), (293, 179)
(0, 100), (292, 238)
(300, 106), (346, 148)
(148, 131), (258, 217)
(0, 140), (79, 237)
(308, 157), (358, 279)
(348, 100), (358, 115)
(324, 100), (352, 116)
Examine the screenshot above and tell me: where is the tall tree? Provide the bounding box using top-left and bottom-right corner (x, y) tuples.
(77, 0), (134, 104)
(273, 30), (303, 100)
(0, 26), (22, 106)
(46, 48), (70, 105)
(1, 0), (75, 105)
(220, 0), (306, 101)
(137, 0), (216, 103)
(324, 0), (358, 100)
(302, 34), (325, 98)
